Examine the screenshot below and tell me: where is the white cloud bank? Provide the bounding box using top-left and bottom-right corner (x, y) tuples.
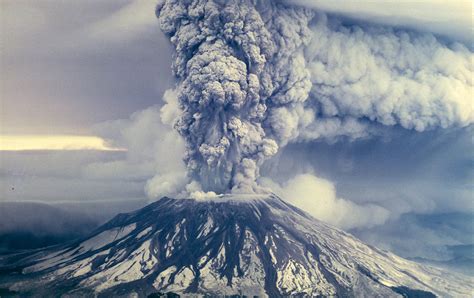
(261, 174), (390, 229)
(89, 90), (188, 200)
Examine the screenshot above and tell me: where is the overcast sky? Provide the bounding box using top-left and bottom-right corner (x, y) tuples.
(0, 0), (473, 273)
(1, 0), (173, 134)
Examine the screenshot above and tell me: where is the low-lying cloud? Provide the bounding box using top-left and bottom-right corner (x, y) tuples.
(262, 174), (390, 229)
(91, 93), (187, 199)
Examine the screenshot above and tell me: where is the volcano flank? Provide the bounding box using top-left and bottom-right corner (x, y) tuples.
(0, 194), (471, 297)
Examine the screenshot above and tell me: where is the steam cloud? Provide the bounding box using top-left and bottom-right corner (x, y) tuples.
(261, 174), (390, 229)
(156, 0), (473, 194)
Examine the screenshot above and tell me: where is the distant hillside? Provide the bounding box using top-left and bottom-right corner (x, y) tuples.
(0, 199), (147, 252)
(410, 244), (474, 276)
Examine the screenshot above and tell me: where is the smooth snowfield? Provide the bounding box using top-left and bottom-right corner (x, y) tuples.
(0, 194), (472, 297)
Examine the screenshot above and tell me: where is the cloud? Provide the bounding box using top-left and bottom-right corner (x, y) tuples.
(145, 172), (187, 199)
(261, 173), (390, 229)
(0, 174), (144, 202)
(1, 96), (187, 203)
(352, 212), (474, 275)
(256, 125), (473, 270)
(80, 0), (158, 43)
(286, 0), (473, 44)
(0, 135), (124, 151)
(304, 14), (473, 132)
(90, 98), (188, 199)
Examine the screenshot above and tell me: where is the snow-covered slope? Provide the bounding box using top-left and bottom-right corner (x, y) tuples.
(0, 194), (472, 297)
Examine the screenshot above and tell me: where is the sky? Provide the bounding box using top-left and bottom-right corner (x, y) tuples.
(0, 0), (473, 274)
(1, 0), (173, 135)
(288, 0), (473, 44)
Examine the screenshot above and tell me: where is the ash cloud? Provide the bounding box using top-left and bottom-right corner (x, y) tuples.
(305, 14), (473, 132)
(156, 0), (314, 193)
(155, 0), (473, 195)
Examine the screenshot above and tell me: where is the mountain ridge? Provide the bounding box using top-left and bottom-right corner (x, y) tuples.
(0, 194), (471, 297)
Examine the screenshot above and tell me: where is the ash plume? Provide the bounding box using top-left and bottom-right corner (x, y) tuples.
(156, 0), (473, 195)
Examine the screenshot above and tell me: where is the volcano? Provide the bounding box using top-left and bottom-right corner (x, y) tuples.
(0, 194), (471, 297)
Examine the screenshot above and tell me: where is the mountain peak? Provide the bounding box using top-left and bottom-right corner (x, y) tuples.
(0, 195), (471, 297)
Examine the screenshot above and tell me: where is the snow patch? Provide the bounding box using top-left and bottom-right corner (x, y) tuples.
(136, 226), (153, 239)
(78, 223), (136, 252)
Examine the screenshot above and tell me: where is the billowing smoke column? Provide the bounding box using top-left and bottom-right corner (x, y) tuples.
(156, 0), (313, 193)
(156, 0), (473, 194)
